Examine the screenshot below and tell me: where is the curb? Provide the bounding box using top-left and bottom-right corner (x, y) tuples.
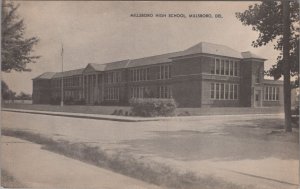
(2, 108), (284, 122)
(1, 108), (159, 122)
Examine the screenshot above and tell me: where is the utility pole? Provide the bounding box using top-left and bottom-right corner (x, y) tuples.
(282, 0), (292, 132)
(61, 43), (64, 107)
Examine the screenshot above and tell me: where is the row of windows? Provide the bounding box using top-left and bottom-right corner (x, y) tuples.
(264, 86), (279, 101)
(105, 87), (120, 100)
(210, 82), (239, 100)
(131, 87), (146, 98)
(130, 86), (172, 99)
(210, 58), (240, 76)
(129, 64), (171, 82)
(105, 71), (122, 84)
(52, 76), (82, 88)
(130, 68), (150, 82)
(84, 75), (96, 87)
(52, 90), (83, 100)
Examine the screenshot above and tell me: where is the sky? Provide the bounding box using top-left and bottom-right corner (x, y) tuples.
(2, 1), (279, 94)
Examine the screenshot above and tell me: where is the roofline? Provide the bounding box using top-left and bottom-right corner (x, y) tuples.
(170, 52), (243, 60)
(242, 57), (267, 61)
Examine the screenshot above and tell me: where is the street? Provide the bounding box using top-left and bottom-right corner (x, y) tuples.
(1, 111), (299, 189)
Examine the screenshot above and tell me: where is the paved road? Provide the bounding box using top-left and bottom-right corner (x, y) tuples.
(1, 111), (299, 189)
(1, 136), (162, 189)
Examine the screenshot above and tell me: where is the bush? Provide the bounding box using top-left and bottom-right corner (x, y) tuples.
(178, 111), (191, 116)
(129, 98), (177, 117)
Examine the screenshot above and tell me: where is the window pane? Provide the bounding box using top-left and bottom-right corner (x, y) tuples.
(269, 87), (272, 100)
(147, 68), (150, 80)
(216, 83), (220, 99)
(165, 65), (169, 79)
(216, 59), (220, 74)
(221, 60), (225, 75)
(161, 66), (165, 79)
(225, 83), (229, 99)
(225, 60), (229, 75)
(210, 83), (215, 99)
(220, 83), (224, 99)
(210, 61), (215, 74)
(229, 60), (233, 76)
(234, 85), (238, 99)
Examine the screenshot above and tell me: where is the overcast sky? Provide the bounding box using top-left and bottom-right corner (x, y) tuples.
(3, 1), (279, 94)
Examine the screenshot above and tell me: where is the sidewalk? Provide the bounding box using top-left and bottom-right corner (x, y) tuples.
(1, 108), (284, 122)
(1, 136), (163, 189)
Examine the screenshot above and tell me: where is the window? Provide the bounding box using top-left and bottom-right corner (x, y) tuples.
(230, 84), (234, 99)
(105, 71), (121, 84)
(216, 59), (220, 74)
(211, 82), (239, 100)
(234, 61), (239, 76)
(229, 61), (234, 76)
(233, 84), (238, 99)
(105, 87), (119, 100)
(210, 61), (215, 74)
(225, 60), (229, 75)
(158, 64), (171, 80)
(130, 87), (146, 98)
(216, 83), (220, 99)
(212, 58), (239, 76)
(159, 86), (172, 98)
(265, 86), (280, 101)
(130, 67), (151, 82)
(220, 83), (224, 99)
(221, 60), (225, 75)
(269, 87), (273, 100)
(275, 87), (279, 100)
(210, 83), (215, 99)
(266, 87), (270, 100)
(225, 83), (229, 99)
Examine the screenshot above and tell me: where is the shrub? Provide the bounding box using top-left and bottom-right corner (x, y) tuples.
(117, 109), (124, 116)
(112, 109), (118, 115)
(178, 111), (191, 116)
(129, 98), (177, 117)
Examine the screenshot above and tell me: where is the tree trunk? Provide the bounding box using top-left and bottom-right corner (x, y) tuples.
(282, 0), (292, 132)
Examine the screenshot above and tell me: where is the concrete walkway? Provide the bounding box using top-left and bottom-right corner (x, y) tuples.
(2, 108), (284, 122)
(1, 136), (163, 189)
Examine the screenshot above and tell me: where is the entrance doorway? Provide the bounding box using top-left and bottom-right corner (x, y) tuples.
(254, 90), (262, 107)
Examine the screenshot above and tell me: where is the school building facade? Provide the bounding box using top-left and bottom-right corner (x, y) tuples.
(32, 42), (284, 107)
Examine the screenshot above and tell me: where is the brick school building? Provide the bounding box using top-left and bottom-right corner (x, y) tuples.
(32, 42), (283, 107)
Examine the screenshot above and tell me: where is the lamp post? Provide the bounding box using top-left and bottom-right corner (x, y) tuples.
(60, 43), (64, 107)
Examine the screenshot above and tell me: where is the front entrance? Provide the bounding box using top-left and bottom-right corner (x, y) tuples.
(254, 90), (262, 107)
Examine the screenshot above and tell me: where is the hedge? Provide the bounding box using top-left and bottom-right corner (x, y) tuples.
(129, 98), (177, 117)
